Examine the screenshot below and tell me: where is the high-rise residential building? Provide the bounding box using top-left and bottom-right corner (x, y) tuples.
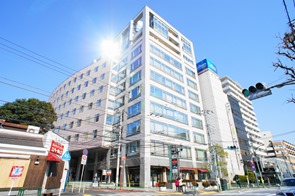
(49, 6), (208, 187)
(196, 59), (244, 180)
(220, 76), (266, 172)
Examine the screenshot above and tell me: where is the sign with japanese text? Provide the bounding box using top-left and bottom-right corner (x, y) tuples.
(50, 140), (64, 156)
(9, 166), (24, 178)
(81, 154), (87, 165)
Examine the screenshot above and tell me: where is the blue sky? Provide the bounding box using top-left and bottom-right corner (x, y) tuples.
(1, 0), (294, 144)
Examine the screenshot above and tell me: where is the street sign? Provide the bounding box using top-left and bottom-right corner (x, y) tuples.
(83, 149), (88, 155)
(107, 170), (112, 176)
(62, 151), (71, 161)
(81, 154), (87, 165)
(9, 166), (24, 178)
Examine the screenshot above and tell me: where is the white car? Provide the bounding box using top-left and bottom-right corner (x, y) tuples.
(276, 178), (295, 196)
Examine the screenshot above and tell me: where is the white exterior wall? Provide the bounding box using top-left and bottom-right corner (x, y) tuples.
(198, 70), (244, 178)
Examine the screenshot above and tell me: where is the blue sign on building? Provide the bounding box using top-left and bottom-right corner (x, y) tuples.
(196, 59), (218, 75)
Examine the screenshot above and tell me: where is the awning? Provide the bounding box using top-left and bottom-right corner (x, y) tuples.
(198, 168), (208, 173)
(166, 167), (196, 171)
(47, 152), (62, 162)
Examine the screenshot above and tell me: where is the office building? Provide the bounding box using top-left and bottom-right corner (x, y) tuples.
(196, 59), (244, 180)
(49, 6), (208, 187)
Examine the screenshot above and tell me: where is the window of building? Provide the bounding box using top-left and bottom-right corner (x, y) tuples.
(99, 86), (104, 93)
(77, 84), (81, 91)
(129, 85), (141, 101)
(77, 119), (82, 127)
(115, 96), (125, 109)
(187, 78), (198, 90)
(150, 102), (188, 124)
(73, 77), (77, 83)
(86, 70), (91, 76)
(190, 103), (201, 114)
(179, 146), (192, 160)
(186, 67), (196, 78)
(97, 99), (101, 107)
(106, 114), (113, 125)
(69, 121), (74, 128)
(150, 14), (168, 39)
(126, 141), (140, 156)
(195, 149), (207, 161)
(108, 99), (114, 110)
(88, 102), (93, 110)
(150, 56), (183, 82)
(127, 120), (141, 136)
(100, 73), (105, 80)
(192, 117), (203, 129)
(75, 96), (79, 102)
(194, 132), (205, 144)
(129, 70), (142, 86)
(150, 120), (189, 141)
(47, 162), (57, 177)
(67, 135), (71, 142)
(150, 70), (185, 95)
(75, 133), (79, 141)
(95, 114), (100, 122)
(128, 102), (141, 118)
(150, 85), (186, 109)
(93, 77), (97, 84)
(79, 106), (84, 113)
(188, 90), (199, 102)
(130, 57), (142, 72)
(66, 91), (69, 96)
(181, 38), (192, 55)
(131, 44), (142, 59)
(80, 73), (84, 79)
(84, 81), (89, 87)
(150, 140), (169, 156)
(63, 123), (67, 130)
(71, 88), (75, 94)
(68, 99), (72, 105)
(72, 108), (76, 115)
(65, 111), (69, 117)
(93, 130), (97, 138)
(90, 89), (95, 97)
(94, 66), (99, 72)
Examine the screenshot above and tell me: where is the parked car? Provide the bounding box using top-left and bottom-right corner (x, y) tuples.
(276, 178), (295, 196)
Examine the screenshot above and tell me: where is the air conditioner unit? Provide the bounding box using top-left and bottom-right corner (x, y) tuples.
(26, 125), (40, 134)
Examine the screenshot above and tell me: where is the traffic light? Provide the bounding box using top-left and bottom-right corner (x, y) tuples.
(242, 82), (272, 100)
(227, 146), (237, 150)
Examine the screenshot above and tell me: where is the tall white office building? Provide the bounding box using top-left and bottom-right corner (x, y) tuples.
(221, 76), (266, 158)
(49, 6), (209, 187)
(196, 59), (245, 180)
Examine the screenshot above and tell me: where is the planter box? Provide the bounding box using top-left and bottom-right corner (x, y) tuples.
(159, 186), (166, 191)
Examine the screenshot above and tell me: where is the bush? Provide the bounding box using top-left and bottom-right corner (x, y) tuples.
(210, 181), (217, 186)
(202, 181), (210, 187)
(158, 182), (167, 187)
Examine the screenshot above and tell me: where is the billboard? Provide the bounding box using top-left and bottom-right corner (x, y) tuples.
(196, 59), (218, 75)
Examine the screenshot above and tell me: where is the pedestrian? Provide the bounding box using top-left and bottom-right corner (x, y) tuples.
(179, 178), (183, 192)
(175, 178), (179, 192)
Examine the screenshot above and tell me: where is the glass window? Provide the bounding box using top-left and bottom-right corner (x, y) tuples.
(130, 70), (142, 86)
(72, 108), (76, 115)
(77, 84), (81, 91)
(114, 96), (125, 109)
(100, 73), (105, 80)
(129, 85), (141, 101)
(126, 141), (140, 156)
(93, 130), (97, 138)
(92, 77), (97, 84)
(187, 78), (198, 90)
(106, 114), (113, 125)
(128, 102), (141, 118)
(79, 106), (84, 113)
(94, 114), (99, 122)
(82, 92), (86, 99)
(190, 103), (201, 114)
(196, 149), (207, 161)
(77, 119), (82, 127)
(88, 102), (93, 110)
(182, 38), (192, 55)
(86, 70), (91, 76)
(127, 120), (141, 136)
(186, 67), (196, 78)
(131, 44), (142, 59)
(84, 81), (89, 87)
(194, 132), (205, 144)
(179, 146), (192, 160)
(94, 66), (99, 72)
(150, 15), (168, 39)
(90, 89), (95, 96)
(130, 57), (142, 72)
(75, 133), (79, 141)
(99, 86), (104, 93)
(69, 121), (74, 128)
(188, 90), (199, 102)
(75, 96), (79, 102)
(97, 99), (101, 107)
(80, 74), (84, 79)
(192, 117), (203, 129)
(150, 140), (169, 157)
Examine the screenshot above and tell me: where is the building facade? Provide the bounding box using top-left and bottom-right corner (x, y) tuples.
(221, 76), (266, 178)
(49, 6), (208, 187)
(196, 59), (244, 180)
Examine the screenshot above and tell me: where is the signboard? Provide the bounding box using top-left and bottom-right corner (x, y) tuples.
(62, 151), (71, 161)
(50, 140), (64, 156)
(102, 170), (107, 176)
(196, 59), (218, 75)
(81, 155), (87, 165)
(107, 170), (112, 176)
(9, 166), (24, 178)
(83, 149), (88, 155)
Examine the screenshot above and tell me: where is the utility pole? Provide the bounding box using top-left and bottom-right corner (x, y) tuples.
(115, 109), (123, 189)
(200, 110), (220, 191)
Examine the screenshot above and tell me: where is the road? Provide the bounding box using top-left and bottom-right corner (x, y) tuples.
(61, 187), (278, 196)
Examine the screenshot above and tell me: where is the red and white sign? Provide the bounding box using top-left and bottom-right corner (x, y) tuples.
(9, 166), (24, 178)
(107, 170), (112, 176)
(50, 140), (64, 156)
(81, 154), (87, 165)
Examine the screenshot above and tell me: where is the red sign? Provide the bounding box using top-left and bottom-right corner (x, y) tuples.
(50, 140), (64, 156)
(9, 166), (24, 178)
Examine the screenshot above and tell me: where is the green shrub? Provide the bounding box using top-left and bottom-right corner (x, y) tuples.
(210, 181), (217, 186)
(158, 182), (167, 187)
(202, 181), (210, 187)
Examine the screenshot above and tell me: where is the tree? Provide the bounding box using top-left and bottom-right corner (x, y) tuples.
(213, 144), (229, 177)
(273, 30), (295, 103)
(0, 98), (57, 133)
